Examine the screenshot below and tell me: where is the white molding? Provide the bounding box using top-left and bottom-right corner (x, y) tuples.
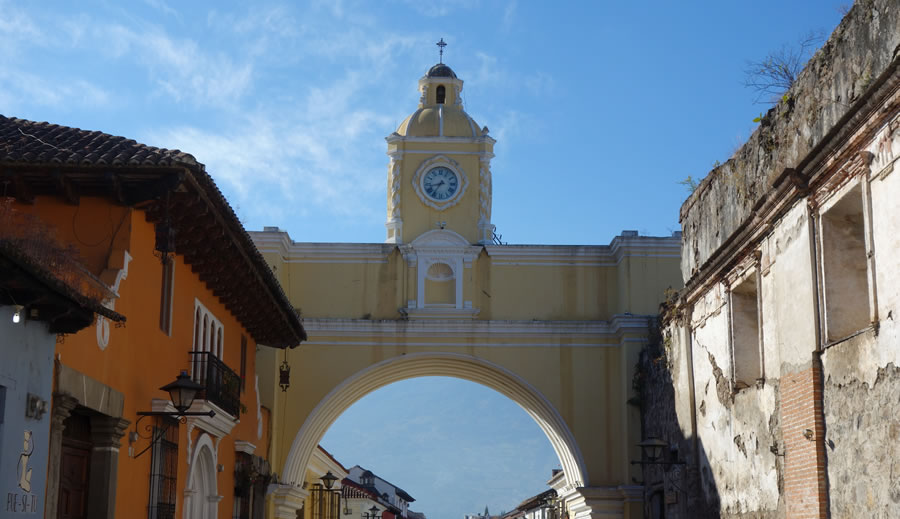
(411, 155), (469, 211)
(255, 375), (263, 440)
(485, 235), (681, 266)
(234, 441), (257, 455)
(250, 233), (394, 264)
(250, 231), (681, 267)
(400, 230), (483, 313)
(299, 314), (653, 345)
(192, 299), (225, 359)
(186, 399), (239, 440)
(384, 145), (495, 152)
(400, 307), (480, 320)
(96, 249), (131, 350)
(185, 433), (219, 519)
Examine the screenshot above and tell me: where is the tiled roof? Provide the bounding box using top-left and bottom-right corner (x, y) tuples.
(0, 115), (306, 348)
(0, 115), (198, 168)
(0, 239), (125, 333)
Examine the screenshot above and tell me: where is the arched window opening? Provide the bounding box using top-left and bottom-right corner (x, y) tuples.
(436, 85), (446, 104)
(202, 316), (209, 353)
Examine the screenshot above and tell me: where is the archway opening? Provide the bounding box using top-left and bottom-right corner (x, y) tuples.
(280, 353), (587, 519)
(321, 377), (560, 519)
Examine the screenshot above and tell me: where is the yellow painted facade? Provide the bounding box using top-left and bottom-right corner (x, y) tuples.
(253, 63), (682, 519)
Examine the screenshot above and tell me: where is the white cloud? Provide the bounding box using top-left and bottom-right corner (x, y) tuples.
(0, 1), (42, 43)
(501, 0), (517, 32)
(0, 69), (113, 109)
(397, 0), (482, 18)
(142, 0), (180, 19)
(471, 51), (503, 86)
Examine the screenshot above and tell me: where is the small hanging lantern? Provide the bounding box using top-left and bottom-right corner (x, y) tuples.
(279, 354), (291, 392)
(154, 220), (176, 263)
(153, 193), (176, 264)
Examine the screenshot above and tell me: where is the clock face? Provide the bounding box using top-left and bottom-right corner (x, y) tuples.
(422, 167), (459, 201)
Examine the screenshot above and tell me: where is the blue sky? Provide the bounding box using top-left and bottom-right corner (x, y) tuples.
(321, 377), (556, 519)
(1, 2), (848, 519)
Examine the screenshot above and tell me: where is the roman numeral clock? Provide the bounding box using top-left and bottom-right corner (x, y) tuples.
(412, 156), (469, 210)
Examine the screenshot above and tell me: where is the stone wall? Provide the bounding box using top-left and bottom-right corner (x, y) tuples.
(823, 361), (900, 518)
(680, 0), (900, 281)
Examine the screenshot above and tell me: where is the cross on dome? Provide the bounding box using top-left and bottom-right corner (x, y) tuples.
(436, 38), (447, 63)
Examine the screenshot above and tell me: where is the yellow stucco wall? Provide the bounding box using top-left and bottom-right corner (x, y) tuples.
(252, 63), (683, 519)
(256, 235), (680, 322)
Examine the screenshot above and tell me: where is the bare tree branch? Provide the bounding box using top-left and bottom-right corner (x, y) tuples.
(743, 30), (824, 105)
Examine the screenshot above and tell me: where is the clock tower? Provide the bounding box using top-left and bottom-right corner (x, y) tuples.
(385, 61), (496, 245)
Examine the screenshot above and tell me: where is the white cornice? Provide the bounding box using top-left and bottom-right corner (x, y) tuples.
(384, 139), (495, 147)
(250, 231), (680, 267)
(299, 314), (653, 346)
(234, 441), (257, 455)
(251, 232), (395, 264)
(485, 235), (680, 266)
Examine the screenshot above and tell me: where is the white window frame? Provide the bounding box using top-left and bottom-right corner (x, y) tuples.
(727, 266), (764, 390)
(816, 177), (878, 345)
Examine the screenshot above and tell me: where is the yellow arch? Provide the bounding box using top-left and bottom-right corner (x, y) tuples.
(281, 351), (588, 489)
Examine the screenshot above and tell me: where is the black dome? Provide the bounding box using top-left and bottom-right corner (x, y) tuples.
(426, 63), (457, 78)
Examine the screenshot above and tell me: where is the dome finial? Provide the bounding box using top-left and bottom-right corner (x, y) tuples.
(436, 38), (447, 64)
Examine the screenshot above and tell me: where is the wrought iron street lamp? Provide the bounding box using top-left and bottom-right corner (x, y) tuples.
(320, 471), (339, 490)
(630, 437), (686, 515)
(311, 471), (342, 519)
(363, 506), (381, 519)
(638, 437), (669, 464)
(129, 370), (216, 458)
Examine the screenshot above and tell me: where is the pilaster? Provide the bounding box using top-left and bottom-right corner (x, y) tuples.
(87, 415), (131, 519)
(44, 393), (79, 519)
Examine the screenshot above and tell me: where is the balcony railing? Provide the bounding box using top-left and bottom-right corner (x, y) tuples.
(189, 351), (241, 417)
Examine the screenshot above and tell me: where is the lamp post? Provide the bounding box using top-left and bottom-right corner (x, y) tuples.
(630, 437), (686, 516)
(129, 371), (216, 458)
(311, 472), (342, 519)
(637, 437), (669, 464)
(363, 505), (381, 519)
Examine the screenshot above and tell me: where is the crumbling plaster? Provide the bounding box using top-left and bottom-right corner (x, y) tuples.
(680, 0), (900, 280)
(644, 1), (900, 516)
(687, 284), (781, 517)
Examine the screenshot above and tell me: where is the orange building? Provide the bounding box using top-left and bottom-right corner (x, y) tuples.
(0, 115), (306, 519)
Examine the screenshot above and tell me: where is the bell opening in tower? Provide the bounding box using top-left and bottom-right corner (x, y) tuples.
(436, 85), (446, 104)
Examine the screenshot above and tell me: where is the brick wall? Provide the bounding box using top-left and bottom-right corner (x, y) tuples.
(780, 362), (827, 518)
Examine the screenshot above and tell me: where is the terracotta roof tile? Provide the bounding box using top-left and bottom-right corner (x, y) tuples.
(0, 115), (198, 168)
(0, 114), (306, 347)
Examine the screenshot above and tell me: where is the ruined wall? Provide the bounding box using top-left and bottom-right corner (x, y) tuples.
(644, 2), (900, 517)
(823, 361), (900, 518)
(819, 115), (900, 517)
(638, 320), (714, 519)
(689, 286), (783, 518)
(680, 0), (900, 281)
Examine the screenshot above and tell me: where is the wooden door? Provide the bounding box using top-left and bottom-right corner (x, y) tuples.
(57, 444), (90, 519)
(58, 412), (92, 519)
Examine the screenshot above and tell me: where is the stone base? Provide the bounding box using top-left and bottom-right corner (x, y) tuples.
(270, 484), (309, 519)
(568, 486), (644, 519)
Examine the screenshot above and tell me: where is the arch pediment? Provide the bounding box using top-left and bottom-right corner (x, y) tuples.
(401, 229), (482, 266)
(409, 229), (470, 248)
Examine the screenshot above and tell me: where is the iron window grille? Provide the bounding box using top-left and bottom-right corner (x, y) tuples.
(148, 416), (178, 519)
